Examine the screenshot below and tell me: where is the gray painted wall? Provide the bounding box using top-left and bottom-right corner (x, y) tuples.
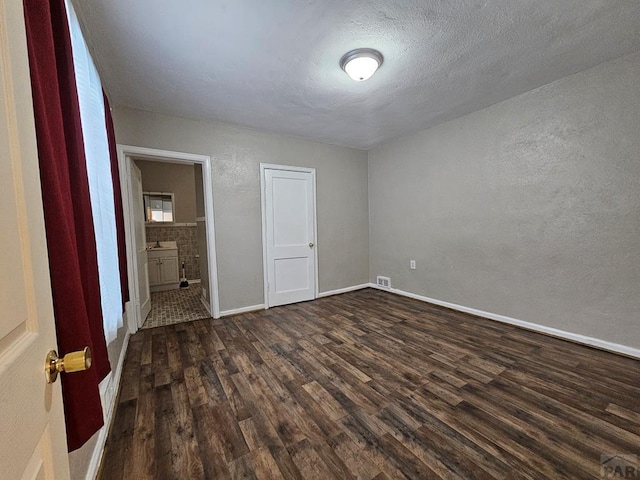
(113, 108), (370, 311)
(369, 51), (640, 349)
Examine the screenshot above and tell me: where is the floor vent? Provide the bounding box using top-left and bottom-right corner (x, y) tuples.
(376, 276), (391, 289)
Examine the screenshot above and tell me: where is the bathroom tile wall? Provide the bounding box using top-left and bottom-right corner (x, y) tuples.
(146, 225), (200, 280)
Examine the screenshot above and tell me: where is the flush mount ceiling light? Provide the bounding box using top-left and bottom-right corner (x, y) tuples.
(340, 48), (383, 82)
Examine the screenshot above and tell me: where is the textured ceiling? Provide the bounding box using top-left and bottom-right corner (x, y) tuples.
(71, 0), (640, 150)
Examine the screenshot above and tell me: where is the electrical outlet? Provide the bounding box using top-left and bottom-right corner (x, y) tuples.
(410, 260), (416, 270)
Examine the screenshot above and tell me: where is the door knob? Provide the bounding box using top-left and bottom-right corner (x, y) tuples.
(309, 242), (314, 248)
(45, 347), (92, 384)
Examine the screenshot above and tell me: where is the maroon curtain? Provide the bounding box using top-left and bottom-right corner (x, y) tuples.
(104, 92), (130, 311)
(23, 0), (111, 451)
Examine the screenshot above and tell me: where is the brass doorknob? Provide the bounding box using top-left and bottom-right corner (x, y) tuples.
(45, 347), (92, 384)
(309, 242), (314, 248)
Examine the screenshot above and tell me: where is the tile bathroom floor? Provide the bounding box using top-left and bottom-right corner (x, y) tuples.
(141, 285), (211, 329)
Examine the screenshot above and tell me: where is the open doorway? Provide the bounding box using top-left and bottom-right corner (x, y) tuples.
(117, 145), (220, 333)
(136, 159), (210, 328)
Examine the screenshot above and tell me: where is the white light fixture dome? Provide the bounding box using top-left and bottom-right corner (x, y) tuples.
(340, 48), (383, 82)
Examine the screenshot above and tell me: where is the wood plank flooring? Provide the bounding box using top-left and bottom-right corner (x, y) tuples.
(98, 289), (640, 479)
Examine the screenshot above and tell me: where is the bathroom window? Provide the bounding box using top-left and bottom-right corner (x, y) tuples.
(143, 192), (174, 223)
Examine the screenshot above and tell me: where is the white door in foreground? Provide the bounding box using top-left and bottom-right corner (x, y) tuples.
(263, 166), (317, 307)
(0, 0), (70, 477)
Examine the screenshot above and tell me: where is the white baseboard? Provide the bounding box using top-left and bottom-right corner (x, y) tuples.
(85, 330), (131, 480)
(368, 283), (640, 360)
(318, 283), (370, 298)
(220, 304), (266, 317)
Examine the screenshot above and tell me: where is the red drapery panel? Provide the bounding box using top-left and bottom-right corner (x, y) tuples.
(23, 0), (111, 451)
(103, 92), (129, 311)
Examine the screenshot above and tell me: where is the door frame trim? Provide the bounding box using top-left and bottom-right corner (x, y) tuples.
(260, 163), (318, 308)
(118, 144), (221, 332)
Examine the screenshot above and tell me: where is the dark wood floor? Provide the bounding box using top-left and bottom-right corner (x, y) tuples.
(99, 289), (640, 479)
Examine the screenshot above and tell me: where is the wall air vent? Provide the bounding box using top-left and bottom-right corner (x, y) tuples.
(376, 276), (391, 289)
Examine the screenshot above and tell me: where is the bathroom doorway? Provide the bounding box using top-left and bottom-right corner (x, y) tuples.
(118, 145), (220, 333)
